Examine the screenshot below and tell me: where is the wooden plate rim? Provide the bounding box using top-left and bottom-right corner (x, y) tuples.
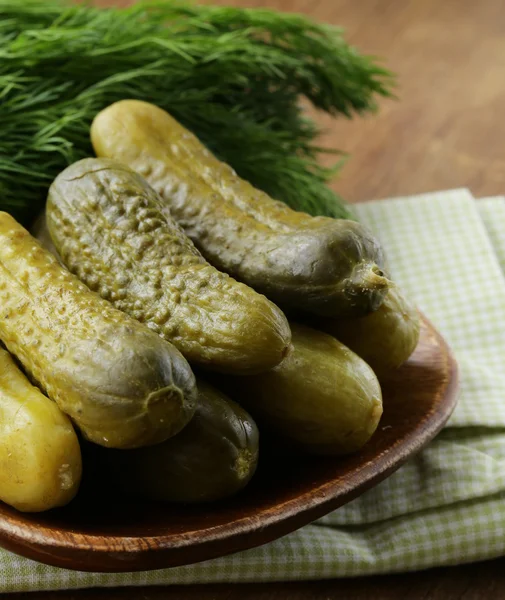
(0, 314), (459, 572)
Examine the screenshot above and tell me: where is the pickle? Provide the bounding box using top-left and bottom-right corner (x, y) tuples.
(91, 100), (390, 318)
(86, 381), (259, 503)
(0, 346), (81, 512)
(218, 323), (383, 455)
(46, 158), (291, 374)
(319, 285), (421, 377)
(0, 212), (197, 449)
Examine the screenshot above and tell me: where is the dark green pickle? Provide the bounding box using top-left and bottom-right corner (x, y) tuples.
(87, 381), (259, 503)
(46, 158), (291, 375)
(318, 285), (421, 378)
(91, 100), (390, 318)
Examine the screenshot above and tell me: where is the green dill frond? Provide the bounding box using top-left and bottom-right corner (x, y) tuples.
(0, 0), (394, 224)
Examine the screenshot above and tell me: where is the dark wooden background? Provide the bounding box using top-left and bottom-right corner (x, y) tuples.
(9, 0), (505, 597)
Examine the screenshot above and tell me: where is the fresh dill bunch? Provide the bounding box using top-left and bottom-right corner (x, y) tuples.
(0, 0), (394, 224)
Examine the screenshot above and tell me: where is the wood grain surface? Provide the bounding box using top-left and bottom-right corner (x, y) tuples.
(10, 0), (505, 597)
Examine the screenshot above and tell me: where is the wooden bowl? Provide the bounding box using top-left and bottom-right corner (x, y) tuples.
(0, 315), (458, 573)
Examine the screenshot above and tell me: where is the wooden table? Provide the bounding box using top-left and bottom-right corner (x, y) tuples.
(204, 0), (505, 204)
(10, 0), (505, 597)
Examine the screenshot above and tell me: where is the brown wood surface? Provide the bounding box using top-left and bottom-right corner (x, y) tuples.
(10, 0), (505, 597)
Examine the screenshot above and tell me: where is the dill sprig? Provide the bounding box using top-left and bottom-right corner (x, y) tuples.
(0, 0), (394, 224)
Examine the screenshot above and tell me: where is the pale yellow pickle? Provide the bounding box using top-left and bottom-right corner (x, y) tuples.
(0, 347), (82, 512)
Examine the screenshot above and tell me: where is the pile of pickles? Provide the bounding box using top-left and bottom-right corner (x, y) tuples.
(0, 100), (420, 513)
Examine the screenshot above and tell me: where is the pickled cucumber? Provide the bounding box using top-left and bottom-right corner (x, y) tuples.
(318, 285), (421, 377)
(217, 323), (383, 455)
(0, 212), (197, 449)
(91, 100), (390, 318)
(46, 158), (291, 375)
(0, 346), (82, 512)
(87, 380), (259, 503)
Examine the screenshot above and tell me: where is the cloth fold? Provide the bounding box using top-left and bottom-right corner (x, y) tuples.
(2, 189), (505, 593)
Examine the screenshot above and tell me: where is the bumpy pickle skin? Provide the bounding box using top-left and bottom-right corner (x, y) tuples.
(0, 212), (197, 449)
(317, 285), (421, 378)
(217, 323), (383, 456)
(91, 100), (390, 318)
(0, 346), (82, 512)
(86, 380), (259, 503)
(46, 158), (291, 375)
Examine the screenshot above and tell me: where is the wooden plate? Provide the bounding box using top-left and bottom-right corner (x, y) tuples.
(0, 315), (458, 573)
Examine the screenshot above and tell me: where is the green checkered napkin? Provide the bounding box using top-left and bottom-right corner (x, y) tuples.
(2, 189), (505, 593)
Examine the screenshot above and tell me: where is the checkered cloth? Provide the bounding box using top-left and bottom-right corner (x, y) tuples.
(2, 189), (505, 592)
